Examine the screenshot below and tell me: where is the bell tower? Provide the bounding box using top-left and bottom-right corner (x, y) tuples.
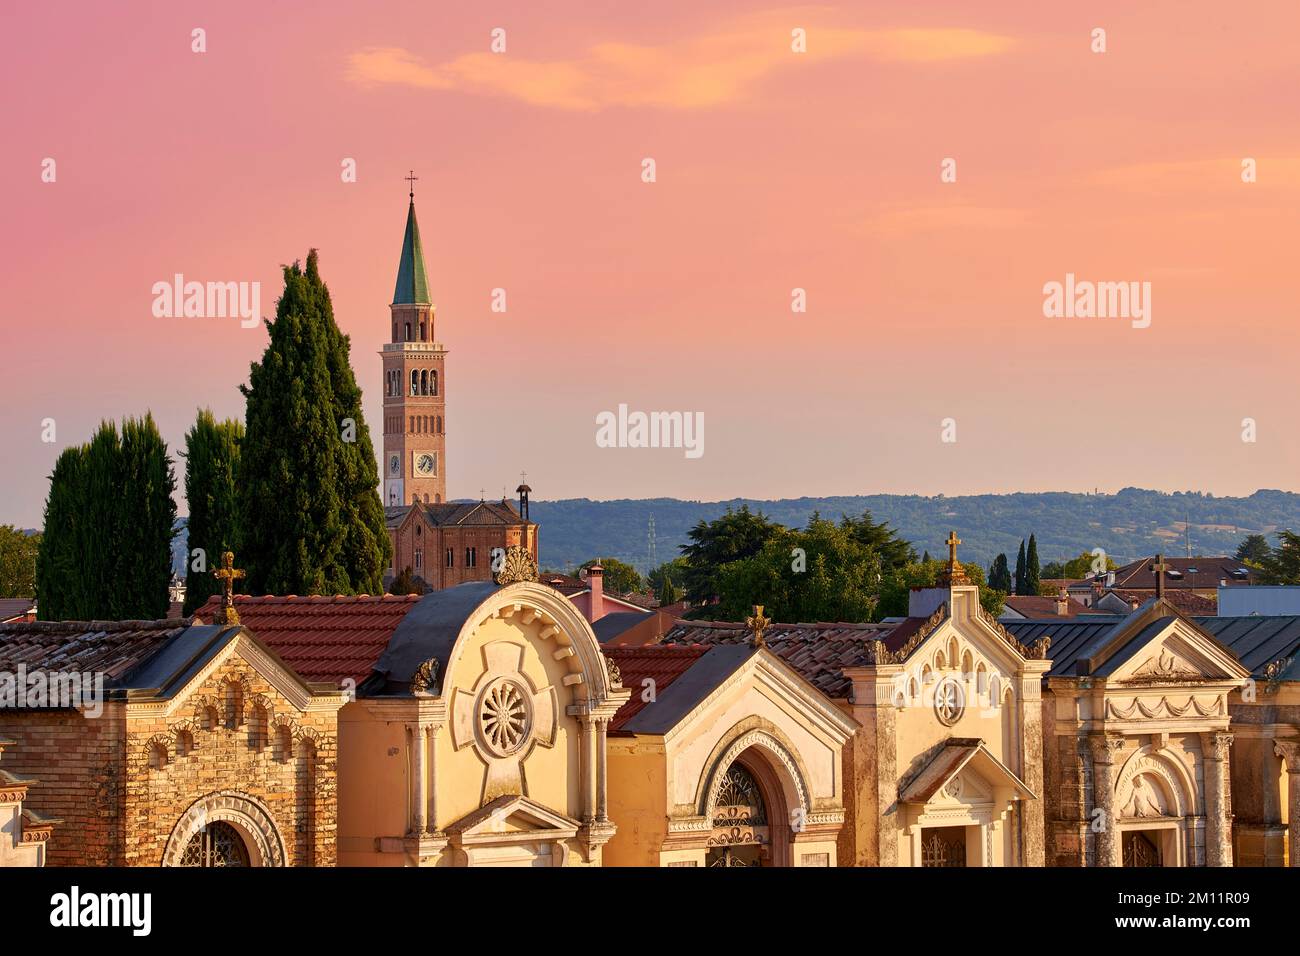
(381, 175), (447, 507)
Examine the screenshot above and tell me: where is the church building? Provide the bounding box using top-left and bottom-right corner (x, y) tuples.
(379, 183), (536, 590)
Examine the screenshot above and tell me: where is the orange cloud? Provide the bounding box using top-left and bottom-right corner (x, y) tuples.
(345, 17), (1016, 111)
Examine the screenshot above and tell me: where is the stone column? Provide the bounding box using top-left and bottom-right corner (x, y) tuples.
(425, 725), (438, 833)
(595, 717), (609, 823)
(1202, 732), (1233, 867)
(577, 715), (594, 823)
(409, 722), (426, 834)
(1274, 740), (1300, 867)
(1089, 735), (1123, 867)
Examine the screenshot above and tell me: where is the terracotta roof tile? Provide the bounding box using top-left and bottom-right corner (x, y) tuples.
(195, 594), (420, 685)
(660, 619), (899, 700)
(0, 619), (191, 686)
(604, 645), (709, 732)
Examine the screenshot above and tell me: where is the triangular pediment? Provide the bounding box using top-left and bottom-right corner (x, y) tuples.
(899, 738), (1036, 805)
(1101, 622), (1250, 685)
(446, 794), (580, 843)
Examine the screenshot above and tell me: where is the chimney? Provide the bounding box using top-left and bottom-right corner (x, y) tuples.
(1056, 587), (1070, 616)
(587, 563), (604, 622)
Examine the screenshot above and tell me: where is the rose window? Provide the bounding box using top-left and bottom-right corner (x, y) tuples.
(478, 678), (532, 756)
(935, 678), (965, 726)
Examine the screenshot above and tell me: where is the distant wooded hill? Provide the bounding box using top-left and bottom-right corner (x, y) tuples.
(527, 489), (1300, 574)
(169, 488), (1300, 581)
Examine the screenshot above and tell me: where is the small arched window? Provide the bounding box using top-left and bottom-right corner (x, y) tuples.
(404, 322), (412, 341)
(419, 321), (427, 340)
(149, 739), (168, 771)
(250, 703), (269, 751)
(430, 371), (438, 396)
(410, 370), (419, 396)
(223, 681), (242, 730)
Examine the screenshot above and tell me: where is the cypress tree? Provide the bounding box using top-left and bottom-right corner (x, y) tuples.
(36, 417), (176, 620)
(36, 445), (89, 620)
(1014, 539), (1026, 595)
(240, 250), (390, 595)
(989, 553), (1011, 592)
(182, 409), (244, 614)
(117, 414), (178, 619)
(1025, 534), (1042, 596)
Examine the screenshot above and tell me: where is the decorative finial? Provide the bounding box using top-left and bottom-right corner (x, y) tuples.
(493, 544), (539, 586)
(939, 531), (970, 586)
(212, 551), (246, 625)
(746, 605), (771, 649)
(1150, 554), (1169, 600)
(405, 169), (419, 200)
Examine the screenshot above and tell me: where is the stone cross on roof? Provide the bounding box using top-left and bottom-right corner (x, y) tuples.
(1150, 554), (1169, 601)
(939, 530), (970, 586)
(213, 551), (245, 626)
(405, 169), (419, 199)
(746, 605), (771, 649)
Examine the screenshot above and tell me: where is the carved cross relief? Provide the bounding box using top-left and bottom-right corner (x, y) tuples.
(451, 641), (558, 802)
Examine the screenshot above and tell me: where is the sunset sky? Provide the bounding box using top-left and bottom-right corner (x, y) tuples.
(3, 1), (1298, 527)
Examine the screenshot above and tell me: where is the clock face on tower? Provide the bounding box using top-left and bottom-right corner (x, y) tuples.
(388, 454), (400, 477)
(413, 451), (437, 476)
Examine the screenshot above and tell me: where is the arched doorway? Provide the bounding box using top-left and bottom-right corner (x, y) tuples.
(706, 762), (770, 867)
(177, 821), (251, 868)
(162, 790), (286, 867)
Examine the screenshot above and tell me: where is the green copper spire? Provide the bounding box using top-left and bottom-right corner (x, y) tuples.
(392, 198), (431, 305)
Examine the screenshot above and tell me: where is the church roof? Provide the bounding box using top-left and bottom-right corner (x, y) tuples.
(195, 593), (422, 685)
(366, 581), (502, 693)
(661, 619), (898, 699)
(385, 499), (527, 530)
(0, 619), (193, 688)
(0, 618), (338, 702)
(602, 645), (709, 732)
(392, 200), (431, 305)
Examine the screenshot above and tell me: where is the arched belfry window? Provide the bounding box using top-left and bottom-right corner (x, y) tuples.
(410, 370), (419, 396)
(420, 370), (428, 395)
(404, 322), (411, 341)
(431, 370), (438, 396)
(419, 321), (427, 340)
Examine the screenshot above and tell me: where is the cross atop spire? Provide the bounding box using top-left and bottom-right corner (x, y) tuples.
(212, 551), (245, 626)
(392, 185), (431, 305)
(946, 531), (961, 565)
(1150, 554), (1169, 600)
(405, 169), (419, 199)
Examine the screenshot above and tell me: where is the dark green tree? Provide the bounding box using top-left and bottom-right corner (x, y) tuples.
(988, 553), (1012, 592)
(876, 558), (1005, 618)
(388, 566), (423, 595)
(36, 417), (176, 620)
(680, 505), (778, 607)
(0, 526), (41, 599)
(182, 410), (244, 614)
(1014, 540), (1026, 595)
(1258, 531), (1300, 585)
(239, 251), (391, 596)
(1235, 534), (1272, 565)
(656, 575), (682, 607)
(35, 447), (88, 620)
(711, 517), (882, 623)
(839, 511), (915, 572)
(575, 557), (643, 596)
(647, 557), (688, 599)
(116, 414), (178, 619)
(1025, 534), (1041, 596)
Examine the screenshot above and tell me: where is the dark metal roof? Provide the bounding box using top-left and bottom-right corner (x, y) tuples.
(590, 610), (652, 644)
(367, 581), (500, 693)
(1192, 615), (1300, 676)
(613, 644), (755, 735)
